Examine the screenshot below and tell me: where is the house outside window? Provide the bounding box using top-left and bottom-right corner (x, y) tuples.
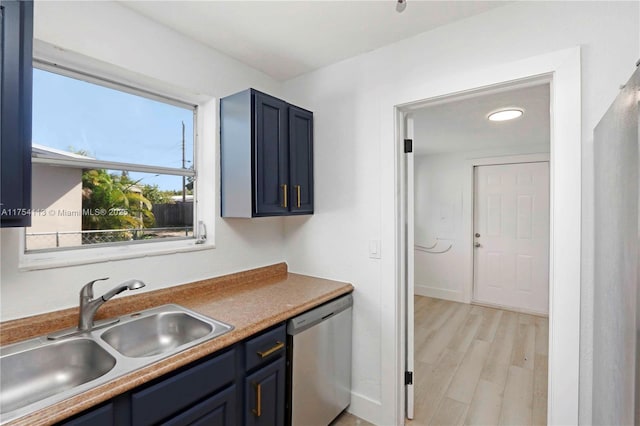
(25, 65), (198, 253)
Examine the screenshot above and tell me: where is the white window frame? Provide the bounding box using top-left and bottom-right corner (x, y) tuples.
(20, 44), (216, 271)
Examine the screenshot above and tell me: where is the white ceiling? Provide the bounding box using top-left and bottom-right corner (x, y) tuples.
(412, 83), (550, 155)
(119, 1), (506, 81)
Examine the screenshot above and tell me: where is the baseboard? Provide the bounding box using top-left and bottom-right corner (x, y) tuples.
(347, 391), (382, 425)
(414, 284), (465, 303)
(471, 299), (549, 317)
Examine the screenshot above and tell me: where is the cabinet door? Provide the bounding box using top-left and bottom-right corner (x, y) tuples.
(254, 92), (288, 216)
(288, 106), (313, 214)
(244, 358), (286, 426)
(0, 0), (33, 227)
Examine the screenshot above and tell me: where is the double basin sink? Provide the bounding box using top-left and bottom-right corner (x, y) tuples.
(0, 304), (233, 424)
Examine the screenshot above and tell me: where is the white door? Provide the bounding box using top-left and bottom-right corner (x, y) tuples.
(473, 162), (549, 314)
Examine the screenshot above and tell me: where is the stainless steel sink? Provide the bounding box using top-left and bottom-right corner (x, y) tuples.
(0, 339), (116, 415)
(0, 304), (233, 424)
(102, 311), (216, 357)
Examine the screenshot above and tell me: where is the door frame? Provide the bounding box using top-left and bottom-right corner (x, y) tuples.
(468, 154), (550, 313)
(404, 117), (416, 419)
(394, 47), (581, 425)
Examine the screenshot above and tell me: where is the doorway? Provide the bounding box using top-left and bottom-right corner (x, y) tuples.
(395, 47), (581, 426)
(473, 161), (550, 315)
(403, 80), (551, 425)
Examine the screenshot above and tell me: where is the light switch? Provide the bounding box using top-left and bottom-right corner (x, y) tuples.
(369, 240), (381, 259)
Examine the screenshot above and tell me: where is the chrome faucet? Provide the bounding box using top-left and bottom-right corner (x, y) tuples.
(78, 277), (146, 331)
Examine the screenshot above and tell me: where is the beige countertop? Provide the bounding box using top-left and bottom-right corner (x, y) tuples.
(0, 263), (353, 426)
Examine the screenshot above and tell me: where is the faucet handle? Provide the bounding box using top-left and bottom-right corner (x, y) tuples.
(80, 277), (110, 299)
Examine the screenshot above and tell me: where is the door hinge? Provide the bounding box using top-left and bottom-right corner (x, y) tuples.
(404, 139), (413, 153)
(405, 371), (413, 385)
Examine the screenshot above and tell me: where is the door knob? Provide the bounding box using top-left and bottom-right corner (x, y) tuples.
(474, 242), (481, 248)
(475, 233), (481, 238)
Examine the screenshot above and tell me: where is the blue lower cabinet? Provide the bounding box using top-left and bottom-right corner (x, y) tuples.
(55, 324), (287, 426)
(244, 358), (286, 426)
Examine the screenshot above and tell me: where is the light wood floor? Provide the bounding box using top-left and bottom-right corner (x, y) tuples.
(333, 296), (548, 426)
(409, 296), (548, 426)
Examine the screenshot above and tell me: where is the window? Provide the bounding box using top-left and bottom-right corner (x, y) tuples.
(25, 64), (199, 253)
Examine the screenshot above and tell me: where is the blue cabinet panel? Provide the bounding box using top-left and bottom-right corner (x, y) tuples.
(60, 402), (114, 426)
(162, 385), (236, 426)
(0, 0), (33, 227)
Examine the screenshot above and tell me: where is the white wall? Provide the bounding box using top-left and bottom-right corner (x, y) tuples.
(0, 1), (286, 320)
(282, 2), (638, 424)
(413, 146), (549, 304)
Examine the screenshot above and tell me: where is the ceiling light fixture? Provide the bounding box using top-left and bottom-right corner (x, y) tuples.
(396, 0), (407, 13)
(487, 108), (524, 122)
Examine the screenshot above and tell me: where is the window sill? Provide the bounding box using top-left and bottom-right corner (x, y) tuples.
(19, 238), (215, 271)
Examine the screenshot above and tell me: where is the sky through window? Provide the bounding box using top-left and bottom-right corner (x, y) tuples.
(32, 68), (194, 190)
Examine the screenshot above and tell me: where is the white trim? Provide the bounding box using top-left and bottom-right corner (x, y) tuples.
(31, 157), (196, 177)
(34, 58), (197, 110)
(348, 391), (383, 425)
(394, 107), (407, 426)
(414, 284), (466, 303)
(401, 75), (551, 111)
(469, 153), (550, 166)
(471, 300), (549, 318)
(33, 40), (212, 106)
(19, 237), (215, 271)
(394, 47), (581, 426)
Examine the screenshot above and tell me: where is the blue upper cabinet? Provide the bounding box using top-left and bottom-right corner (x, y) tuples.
(220, 89), (314, 218)
(0, 0), (33, 228)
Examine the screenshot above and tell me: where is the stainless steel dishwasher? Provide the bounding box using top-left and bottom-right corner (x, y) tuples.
(286, 294), (353, 426)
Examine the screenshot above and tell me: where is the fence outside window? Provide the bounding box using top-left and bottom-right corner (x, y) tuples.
(26, 227), (193, 251)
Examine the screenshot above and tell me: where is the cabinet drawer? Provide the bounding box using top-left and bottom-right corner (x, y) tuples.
(59, 402), (113, 426)
(245, 324), (286, 371)
(132, 349), (235, 426)
(162, 385), (236, 426)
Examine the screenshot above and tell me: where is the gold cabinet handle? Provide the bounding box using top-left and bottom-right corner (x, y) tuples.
(295, 185), (301, 208)
(257, 341), (285, 358)
(252, 382), (262, 417)
(281, 184), (288, 208)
